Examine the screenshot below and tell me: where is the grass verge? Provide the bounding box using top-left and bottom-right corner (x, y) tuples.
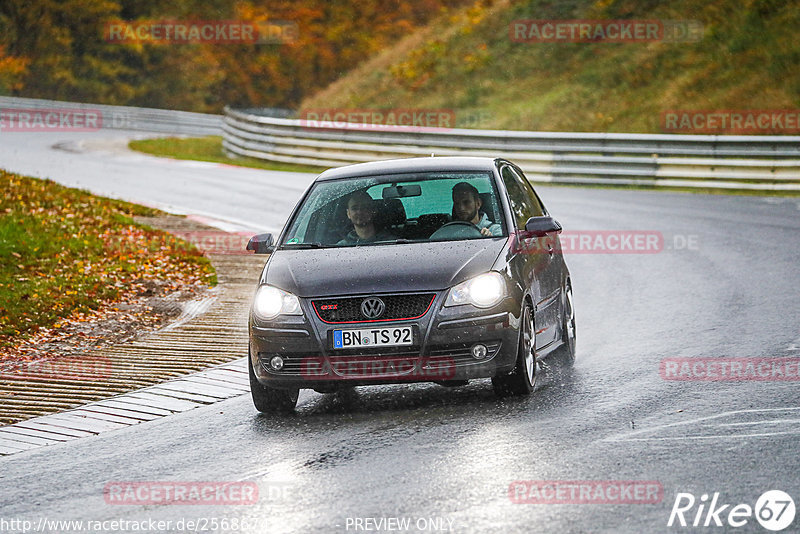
(129, 136), (327, 174)
(0, 170), (217, 348)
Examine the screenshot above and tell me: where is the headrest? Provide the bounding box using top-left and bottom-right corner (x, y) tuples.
(377, 198), (406, 228)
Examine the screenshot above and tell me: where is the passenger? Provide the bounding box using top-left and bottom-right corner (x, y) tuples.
(451, 182), (502, 236)
(337, 190), (396, 245)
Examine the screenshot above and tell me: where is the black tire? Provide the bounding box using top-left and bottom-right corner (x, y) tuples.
(552, 279), (576, 368)
(248, 355), (298, 413)
(492, 303), (536, 397)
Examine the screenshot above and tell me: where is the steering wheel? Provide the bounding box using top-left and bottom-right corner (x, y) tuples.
(429, 220), (483, 240)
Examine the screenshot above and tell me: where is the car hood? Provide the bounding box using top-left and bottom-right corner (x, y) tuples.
(264, 239), (507, 297)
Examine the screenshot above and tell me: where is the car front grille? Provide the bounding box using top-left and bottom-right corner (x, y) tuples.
(258, 340), (501, 376)
(311, 293), (436, 324)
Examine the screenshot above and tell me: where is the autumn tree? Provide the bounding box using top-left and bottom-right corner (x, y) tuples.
(0, 0), (470, 111)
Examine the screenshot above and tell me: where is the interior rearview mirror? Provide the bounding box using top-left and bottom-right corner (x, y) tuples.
(382, 184), (422, 199)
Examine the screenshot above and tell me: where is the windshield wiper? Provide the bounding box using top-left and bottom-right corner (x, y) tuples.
(373, 238), (414, 245)
(281, 242), (324, 249)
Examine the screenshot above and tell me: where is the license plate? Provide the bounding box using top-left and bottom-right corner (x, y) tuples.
(332, 326), (413, 349)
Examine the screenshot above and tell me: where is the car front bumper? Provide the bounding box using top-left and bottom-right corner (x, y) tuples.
(249, 292), (522, 389)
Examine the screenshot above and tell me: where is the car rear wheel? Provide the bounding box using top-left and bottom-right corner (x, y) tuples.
(248, 352), (299, 413)
(492, 303), (536, 397)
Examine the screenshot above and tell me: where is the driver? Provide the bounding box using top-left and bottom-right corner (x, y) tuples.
(337, 190), (396, 245)
(451, 182), (502, 236)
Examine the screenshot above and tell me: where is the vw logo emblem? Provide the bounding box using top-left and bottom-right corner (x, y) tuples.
(361, 297), (385, 319)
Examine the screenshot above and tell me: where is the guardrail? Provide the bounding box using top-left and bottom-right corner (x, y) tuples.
(0, 96), (222, 136)
(2, 97), (797, 190)
(222, 107), (800, 191)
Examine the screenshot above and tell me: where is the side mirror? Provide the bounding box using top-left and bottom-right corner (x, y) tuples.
(246, 233), (274, 254)
(524, 216), (562, 238)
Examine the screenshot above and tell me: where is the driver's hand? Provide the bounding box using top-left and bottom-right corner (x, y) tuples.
(480, 227), (492, 236)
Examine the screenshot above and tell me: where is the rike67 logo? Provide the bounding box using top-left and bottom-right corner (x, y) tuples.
(668, 490), (795, 531)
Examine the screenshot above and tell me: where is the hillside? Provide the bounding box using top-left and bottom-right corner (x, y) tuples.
(300, 0), (800, 133)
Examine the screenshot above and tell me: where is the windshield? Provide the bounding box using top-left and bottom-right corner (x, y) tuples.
(281, 172), (506, 248)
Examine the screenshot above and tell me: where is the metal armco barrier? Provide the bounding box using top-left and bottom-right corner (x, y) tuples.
(222, 107), (800, 191)
(2, 97), (797, 190)
(0, 96), (222, 136)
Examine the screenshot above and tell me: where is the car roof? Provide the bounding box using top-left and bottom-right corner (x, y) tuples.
(315, 156), (505, 181)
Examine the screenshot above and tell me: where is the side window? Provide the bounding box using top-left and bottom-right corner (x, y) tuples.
(510, 167), (545, 217)
(501, 166), (538, 230)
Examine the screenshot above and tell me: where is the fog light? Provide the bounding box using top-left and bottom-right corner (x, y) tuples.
(471, 344), (488, 360)
(270, 356), (284, 371)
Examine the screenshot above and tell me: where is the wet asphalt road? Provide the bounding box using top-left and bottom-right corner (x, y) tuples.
(1, 131), (799, 533)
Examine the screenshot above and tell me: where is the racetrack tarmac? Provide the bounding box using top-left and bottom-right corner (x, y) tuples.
(1, 131), (799, 533)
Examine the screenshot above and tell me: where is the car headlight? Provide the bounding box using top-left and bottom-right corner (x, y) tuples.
(253, 285), (302, 320)
(444, 272), (506, 309)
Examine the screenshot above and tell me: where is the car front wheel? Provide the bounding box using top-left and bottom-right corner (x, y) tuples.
(492, 303), (536, 397)
(552, 279), (576, 368)
(248, 353), (299, 413)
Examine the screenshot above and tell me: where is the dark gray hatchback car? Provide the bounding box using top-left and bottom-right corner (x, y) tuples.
(246, 157), (575, 412)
